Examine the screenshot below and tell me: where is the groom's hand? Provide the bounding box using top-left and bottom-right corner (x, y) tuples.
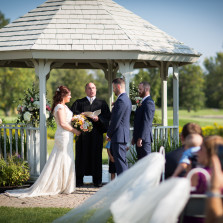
(137, 138), (142, 147)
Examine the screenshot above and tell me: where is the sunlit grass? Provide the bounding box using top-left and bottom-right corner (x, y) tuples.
(0, 207), (71, 223)
(155, 108), (223, 127)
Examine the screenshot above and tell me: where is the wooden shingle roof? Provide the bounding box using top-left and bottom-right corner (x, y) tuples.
(0, 0), (201, 68)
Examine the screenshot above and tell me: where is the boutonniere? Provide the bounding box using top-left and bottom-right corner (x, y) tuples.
(135, 97), (142, 108)
(131, 97), (142, 111)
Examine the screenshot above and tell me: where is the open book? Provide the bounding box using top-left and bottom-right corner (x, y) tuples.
(83, 109), (101, 118)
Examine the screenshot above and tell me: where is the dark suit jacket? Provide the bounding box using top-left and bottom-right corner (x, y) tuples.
(107, 93), (132, 143)
(133, 96), (155, 143)
(165, 146), (184, 179)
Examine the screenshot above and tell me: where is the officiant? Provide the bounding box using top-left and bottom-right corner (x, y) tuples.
(71, 82), (111, 187)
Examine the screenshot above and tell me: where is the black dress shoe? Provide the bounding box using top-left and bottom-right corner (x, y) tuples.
(76, 182), (83, 187)
(94, 183), (102, 187)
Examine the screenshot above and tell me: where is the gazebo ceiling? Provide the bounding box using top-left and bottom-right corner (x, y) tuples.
(0, 0), (201, 69)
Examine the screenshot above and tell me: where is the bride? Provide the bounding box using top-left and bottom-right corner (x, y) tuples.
(5, 86), (81, 198)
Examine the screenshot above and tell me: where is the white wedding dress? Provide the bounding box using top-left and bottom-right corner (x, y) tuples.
(5, 104), (76, 198)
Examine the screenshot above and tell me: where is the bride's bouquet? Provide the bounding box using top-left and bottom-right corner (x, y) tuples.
(72, 114), (93, 133)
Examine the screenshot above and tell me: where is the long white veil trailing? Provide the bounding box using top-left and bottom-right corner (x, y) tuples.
(111, 177), (190, 223)
(54, 152), (165, 223)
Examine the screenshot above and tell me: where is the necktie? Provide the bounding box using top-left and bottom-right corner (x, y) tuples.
(90, 98), (93, 104)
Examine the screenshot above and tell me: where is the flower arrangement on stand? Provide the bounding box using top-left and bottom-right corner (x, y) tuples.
(16, 84), (54, 127)
(129, 83), (142, 125)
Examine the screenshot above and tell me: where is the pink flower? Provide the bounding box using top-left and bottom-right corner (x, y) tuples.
(46, 105), (51, 111)
(30, 97), (34, 102)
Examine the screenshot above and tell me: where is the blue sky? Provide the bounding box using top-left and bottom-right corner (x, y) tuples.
(1, 0), (223, 66)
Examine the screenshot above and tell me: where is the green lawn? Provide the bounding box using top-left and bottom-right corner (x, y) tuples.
(0, 207), (71, 223)
(155, 108), (223, 127)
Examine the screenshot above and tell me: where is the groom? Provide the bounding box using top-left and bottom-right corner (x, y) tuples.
(107, 78), (132, 175)
(132, 82), (155, 160)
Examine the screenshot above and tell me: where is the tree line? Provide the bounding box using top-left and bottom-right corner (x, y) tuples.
(0, 11), (223, 115)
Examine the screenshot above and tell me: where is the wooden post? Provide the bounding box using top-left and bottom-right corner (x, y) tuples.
(33, 59), (52, 172)
(173, 65), (179, 145)
(117, 61), (135, 97)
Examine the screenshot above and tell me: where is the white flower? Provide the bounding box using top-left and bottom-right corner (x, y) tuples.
(0, 119), (2, 125)
(46, 111), (50, 119)
(24, 112), (32, 122)
(132, 105), (137, 111)
(28, 107), (34, 111)
(83, 123), (88, 129)
(33, 101), (40, 108)
(17, 105), (21, 111)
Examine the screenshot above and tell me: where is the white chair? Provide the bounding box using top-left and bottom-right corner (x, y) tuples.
(179, 168), (211, 223)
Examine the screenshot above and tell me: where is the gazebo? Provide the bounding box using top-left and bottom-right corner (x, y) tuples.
(0, 0), (201, 172)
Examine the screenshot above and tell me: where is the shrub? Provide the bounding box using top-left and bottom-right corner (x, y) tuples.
(202, 123), (223, 137)
(0, 155), (30, 186)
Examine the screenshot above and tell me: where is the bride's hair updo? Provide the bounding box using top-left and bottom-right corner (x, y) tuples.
(51, 86), (71, 113)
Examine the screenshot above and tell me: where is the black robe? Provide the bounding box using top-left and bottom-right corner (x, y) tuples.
(71, 97), (111, 184)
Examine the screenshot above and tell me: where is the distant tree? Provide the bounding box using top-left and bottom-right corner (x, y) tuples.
(204, 52), (223, 108)
(47, 69), (93, 106)
(47, 69), (109, 107)
(178, 64), (205, 112)
(0, 68), (36, 116)
(131, 68), (161, 107)
(89, 70), (109, 104)
(0, 11), (10, 28)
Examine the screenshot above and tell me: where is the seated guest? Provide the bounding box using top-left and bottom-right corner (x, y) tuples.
(184, 136), (223, 223)
(172, 134), (203, 177)
(165, 123), (202, 179)
(205, 154), (223, 223)
(191, 135), (223, 194)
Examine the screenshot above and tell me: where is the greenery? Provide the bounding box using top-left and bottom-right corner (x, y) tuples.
(0, 207), (71, 223)
(0, 155), (30, 186)
(204, 52), (223, 108)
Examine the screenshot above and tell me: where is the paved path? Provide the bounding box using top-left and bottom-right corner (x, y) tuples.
(0, 165), (109, 209)
(0, 185), (100, 208)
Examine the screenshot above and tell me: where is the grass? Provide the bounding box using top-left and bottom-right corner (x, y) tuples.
(0, 207), (71, 223)
(155, 108), (223, 127)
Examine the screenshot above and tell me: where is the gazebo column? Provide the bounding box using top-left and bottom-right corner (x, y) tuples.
(33, 59), (52, 172)
(92, 61), (117, 110)
(160, 62), (169, 126)
(105, 61), (117, 110)
(117, 61), (135, 96)
(173, 65), (179, 145)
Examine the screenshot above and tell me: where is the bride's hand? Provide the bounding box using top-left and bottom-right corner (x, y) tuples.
(73, 129), (81, 136)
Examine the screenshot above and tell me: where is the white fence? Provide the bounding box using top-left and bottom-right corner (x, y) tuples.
(0, 123), (40, 180)
(0, 123), (178, 180)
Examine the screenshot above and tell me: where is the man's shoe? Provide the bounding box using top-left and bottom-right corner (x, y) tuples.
(76, 182), (83, 187)
(94, 183), (102, 187)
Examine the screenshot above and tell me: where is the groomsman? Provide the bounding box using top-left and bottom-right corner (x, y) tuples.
(107, 78), (132, 175)
(132, 82), (155, 160)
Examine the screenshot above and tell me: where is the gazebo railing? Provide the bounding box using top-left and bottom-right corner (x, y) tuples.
(130, 125), (179, 152)
(0, 123), (40, 180)
(152, 125), (179, 151)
